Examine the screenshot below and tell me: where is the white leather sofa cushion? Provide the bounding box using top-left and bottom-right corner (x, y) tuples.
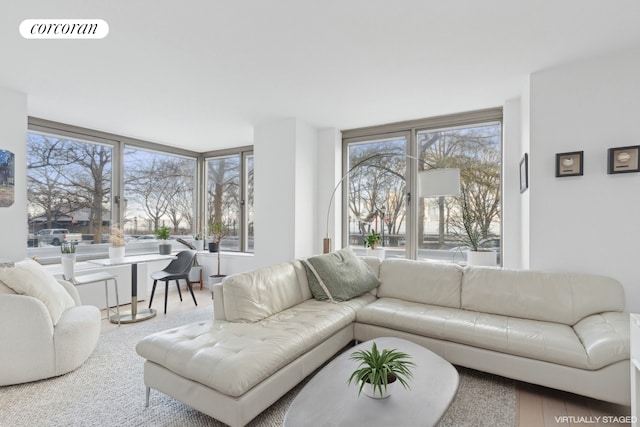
(461, 267), (624, 325)
(356, 297), (624, 370)
(377, 259), (462, 309)
(137, 294), (375, 397)
(222, 261), (305, 323)
(573, 312), (629, 368)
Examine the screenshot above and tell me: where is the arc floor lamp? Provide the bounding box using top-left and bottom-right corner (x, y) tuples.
(323, 153), (461, 254)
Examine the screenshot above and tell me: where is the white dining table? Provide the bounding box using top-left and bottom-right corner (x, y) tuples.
(89, 253), (176, 323)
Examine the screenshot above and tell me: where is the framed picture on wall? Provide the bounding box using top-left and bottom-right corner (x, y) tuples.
(519, 153), (528, 193)
(608, 145), (640, 174)
(555, 151), (583, 177)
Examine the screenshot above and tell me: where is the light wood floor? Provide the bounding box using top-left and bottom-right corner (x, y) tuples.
(100, 287), (632, 427)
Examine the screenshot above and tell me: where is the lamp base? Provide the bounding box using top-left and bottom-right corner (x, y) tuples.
(323, 238), (331, 254)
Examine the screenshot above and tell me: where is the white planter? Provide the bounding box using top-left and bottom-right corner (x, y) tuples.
(362, 380), (395, 399)
(109, 246), (125, 262)
(365, 247), (385, 260)
(61, 254), (76, 280)
(189, 265), (203, 282)
(467, 250), (497, 267)
(193, 240), (204, 251)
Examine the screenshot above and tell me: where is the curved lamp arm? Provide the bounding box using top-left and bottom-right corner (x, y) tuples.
(323, 152), (459, 253)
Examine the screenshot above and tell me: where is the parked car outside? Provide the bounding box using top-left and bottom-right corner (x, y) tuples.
(37, 228), (82, 246)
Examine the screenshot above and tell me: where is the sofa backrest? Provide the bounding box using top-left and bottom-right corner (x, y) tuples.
(377, 259), (463, 309)
(461, 266), (625, 325)
(221, 261), (305, 323)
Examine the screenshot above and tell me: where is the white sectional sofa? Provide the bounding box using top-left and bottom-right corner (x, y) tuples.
(136, 249), (630, 427)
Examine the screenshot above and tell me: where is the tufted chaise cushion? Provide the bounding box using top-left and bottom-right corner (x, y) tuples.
(137, 294), (375, 397)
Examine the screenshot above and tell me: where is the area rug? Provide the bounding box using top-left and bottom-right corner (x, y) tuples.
(0, 307), (517, 426)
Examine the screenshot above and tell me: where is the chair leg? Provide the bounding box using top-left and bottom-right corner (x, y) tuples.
(112, 278), (120, 326)
(149, 280), (157, 309)
(164, 280), (169, 314)
(187, 279), (198, 307)
(175, 280), (183, 301)
(104, 279), (110, 321)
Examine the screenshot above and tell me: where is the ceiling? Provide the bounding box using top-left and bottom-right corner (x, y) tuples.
(2, 1), (640, 152)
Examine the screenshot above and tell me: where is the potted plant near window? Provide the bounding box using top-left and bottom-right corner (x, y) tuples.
(364, 229), (384, 260)
(193, 233), (204, 251)
(108, 224), (126, 261)
(60, 241), (76, 280)
(453, 185), (497, 266)
(347, 341), (415, 399)
(209, 222), (227, 281)
(154, 226), (172, 255)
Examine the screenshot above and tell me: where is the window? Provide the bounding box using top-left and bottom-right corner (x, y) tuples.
(343, 108), (502, 264)
(27, 131), (113, 246)
(26, 118), (255, 262)
(123, 147), (196, 236)
(205, 149), (253, 252)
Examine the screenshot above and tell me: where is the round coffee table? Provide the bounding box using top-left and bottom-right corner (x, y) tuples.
(284, 337), (459, 427)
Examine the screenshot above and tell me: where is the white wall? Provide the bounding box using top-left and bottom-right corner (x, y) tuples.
(502, 98), (522, 269)
(0, 86), (27, 262)
(316, 128), (342, 253)
(528, 46), (640, 312)
(253, 118), (319, 267)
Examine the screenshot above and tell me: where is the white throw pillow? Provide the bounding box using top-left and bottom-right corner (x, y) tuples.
(0, 258), (76, 324)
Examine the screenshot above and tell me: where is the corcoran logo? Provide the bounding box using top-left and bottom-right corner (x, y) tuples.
(19, 19), (109, 39)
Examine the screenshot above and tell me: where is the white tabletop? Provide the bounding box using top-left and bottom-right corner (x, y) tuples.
(88, 253), (176, 267)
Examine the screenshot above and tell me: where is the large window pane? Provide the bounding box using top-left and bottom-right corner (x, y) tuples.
(124, 147), (196, 237)
(417, 123), (502, 263)
(206, 155), (241, 251)
(245, 154), (254, 253)
(347, 137), (407, 259)
(27, 132), (112, 248)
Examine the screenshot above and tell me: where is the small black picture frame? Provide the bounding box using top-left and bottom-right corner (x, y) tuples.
(608, 145), (640, 174)
(555, 151), (583, 177)
(519, 153), (528, 193)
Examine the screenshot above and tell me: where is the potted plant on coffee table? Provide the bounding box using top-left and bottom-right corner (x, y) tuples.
(347, 341), (415, 399)
(154, 226), (172, 255)
(364, 229), (384, 260)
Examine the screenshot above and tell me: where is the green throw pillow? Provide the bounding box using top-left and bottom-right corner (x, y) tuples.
(303, 247), (381, 302)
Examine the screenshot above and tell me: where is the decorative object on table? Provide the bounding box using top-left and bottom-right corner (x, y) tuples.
(60, 241), (76, 280)
(0, 149), (15, 208)
(608, 145), (640, 174)
(193, 233), (204, 251)
(209, 222), (227, 280)
(108, 224), (126, 261)
(364, 229), (384, 260)
(519, 153), (529, 193)
(555, 151), (583, 177)
(154, 226), (172, 255)
(347, 341), (415, 399)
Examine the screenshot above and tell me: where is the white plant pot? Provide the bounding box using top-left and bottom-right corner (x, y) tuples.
(362, 380), (395, 399)
(189, 265), (203, 282)
(109, 246), (125, 262)
(365, 247), (385, 260)
(61, 254), (76, 280)
(467, 250), (497, 267)
(193, 240), (204, 251)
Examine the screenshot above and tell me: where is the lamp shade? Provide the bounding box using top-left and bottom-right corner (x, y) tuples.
(418, 168), (460, 198)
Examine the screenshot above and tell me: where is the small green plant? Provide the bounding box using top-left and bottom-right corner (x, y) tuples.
(347, 342), (415, 397)
(209, 222), (227, 244)
(154, 226), (170, 240)
(61, 241), (76, 254)
(194, 233), (203, 241)
(364, 229), (381, 249)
